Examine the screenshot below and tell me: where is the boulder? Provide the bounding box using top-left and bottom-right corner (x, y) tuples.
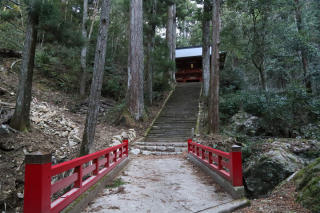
(243, 140), (319, 197)
(121, 132), (128, 139)
(110, 129), (137, 147)
(110, 141), (121, 147)
(130, 148), (141, 155)
(230, 112), (261, 136)
(0, 124), (10, 135)
(294, 157), (320, 213)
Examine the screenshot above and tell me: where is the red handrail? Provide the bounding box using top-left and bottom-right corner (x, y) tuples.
(24, 139), (129, 213)
(187, 139), (242, 187)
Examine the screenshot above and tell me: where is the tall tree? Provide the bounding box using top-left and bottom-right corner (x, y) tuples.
(294, 0), (312, 93)
(80, 0), (111, 156)
(146, 0), (157, 105)
(250, 4), (268, 91)
(166, 2), (176, 83)
(172, 3), (177, 77)
(79, 0), (89, 97)
(127, 0), (144, 120)
(209, 0), (220, 133)
(10, 0), (39, 131)
(202, 0), (211, 97)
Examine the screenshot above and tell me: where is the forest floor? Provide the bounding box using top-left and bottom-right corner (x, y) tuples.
(234, 180), (310, 213)
(0, 58), (167, 211)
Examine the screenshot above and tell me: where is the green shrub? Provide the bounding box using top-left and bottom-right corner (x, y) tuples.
(219, 92), (241, 121)
(221, 85), (320, 138)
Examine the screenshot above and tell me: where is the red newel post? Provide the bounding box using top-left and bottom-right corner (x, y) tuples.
(230, 145), (243, 187)
(187, 139), (192, 152)
(122, 138), (129, 156)
(24, 152), (52, 213)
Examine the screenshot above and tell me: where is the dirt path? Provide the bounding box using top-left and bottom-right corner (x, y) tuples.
(83, 155), (233, 213)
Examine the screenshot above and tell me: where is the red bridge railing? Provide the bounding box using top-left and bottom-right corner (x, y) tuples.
(187, 139), (243, 187)
(24, 139), (129, 213)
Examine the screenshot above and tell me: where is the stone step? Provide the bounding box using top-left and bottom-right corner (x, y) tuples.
(135, 145), (187, 153)
(143, 82), (200, 152)
(147, 133), (189, 136)
(147, 132), (190, 136)
(145, 136), (188, 139)
(151, 128), (194, 131)
(135, 142), (187, 147)
(146, 136), (189, 139)
(140, 150), (184, 155)
(143, 139), (188, 143)
(149, 129), (191, 132)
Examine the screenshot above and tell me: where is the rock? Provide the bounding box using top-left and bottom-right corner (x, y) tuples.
(30, 99), (81, 143)
(110, 129), (136, 145)
(68, 140), (78, 147)
(0, 172), (15, 203)
(230, 112), (261, 136)
(111, 135), (122, 144)
(17, 192), (23, 199)
(294, 157), (320, 213)
(110, 141), (121, 147)
(61, 131), (69, 137)
(128, 129), (136, 138)
(121, 132), (128, 139)
(130, 149), (140, 155)
(142, 150), (151, 155)
(244, 141), (308, 197)
(0, 124), (10, 135)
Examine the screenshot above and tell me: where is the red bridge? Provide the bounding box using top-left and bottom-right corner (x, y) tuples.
(23, 139), (246, 213)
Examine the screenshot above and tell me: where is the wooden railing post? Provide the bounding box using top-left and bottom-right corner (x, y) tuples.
(123, 138), (129, 156)
(93, 158), (99, 175)
(208, 152), (213, 164)
(105, 153), (110, 168)
(218, 156), (222, 170)
(74, 165), (83, 188)
(113, 149), (117, 163)
(187, 139), (192, 152)
(230, 145), (243, 187)
(24, 152), (51, 213)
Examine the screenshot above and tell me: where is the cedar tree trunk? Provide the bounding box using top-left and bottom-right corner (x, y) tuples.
(146, 0), (156, 105)
(79, 0), (89, 97)
(209, 0), (220, 134)
(127, 0), (144, 120)
(10, 14), (38, 131)
(80, 0), (111, 156)
(202, 0), (211, 97)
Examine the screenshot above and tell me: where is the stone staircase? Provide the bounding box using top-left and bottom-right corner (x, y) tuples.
(135, 82), (201, 155)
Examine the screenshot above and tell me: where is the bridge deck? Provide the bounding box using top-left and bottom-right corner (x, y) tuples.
(83, 155), (233, 213)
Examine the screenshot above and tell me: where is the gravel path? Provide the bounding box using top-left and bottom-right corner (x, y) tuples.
(83, 155), (233, 213)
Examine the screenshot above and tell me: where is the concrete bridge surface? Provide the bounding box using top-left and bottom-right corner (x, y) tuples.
(83, 155), (233, 213)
